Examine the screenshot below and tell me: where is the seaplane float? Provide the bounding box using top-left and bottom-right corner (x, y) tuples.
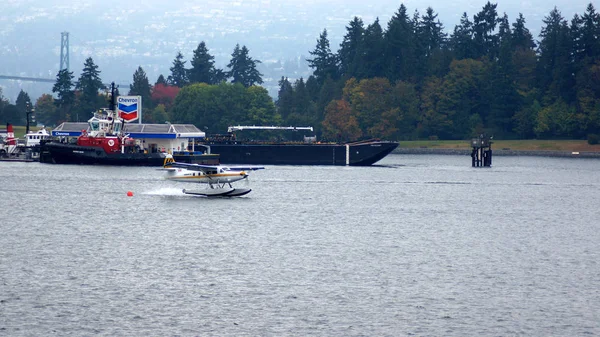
(160, 155), (265, 197)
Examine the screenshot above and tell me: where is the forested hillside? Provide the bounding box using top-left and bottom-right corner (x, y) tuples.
(1, 2), (599, 142)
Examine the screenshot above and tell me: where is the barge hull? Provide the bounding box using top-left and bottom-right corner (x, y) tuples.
(206, 141), (398, 166)
(40, 143), (219, 166)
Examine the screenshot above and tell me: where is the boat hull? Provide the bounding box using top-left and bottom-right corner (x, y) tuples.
(205, 140), (398, 166)
(40, 142), (219, 166)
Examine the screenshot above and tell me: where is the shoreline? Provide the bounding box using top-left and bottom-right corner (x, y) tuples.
(393, 147), (600, 158)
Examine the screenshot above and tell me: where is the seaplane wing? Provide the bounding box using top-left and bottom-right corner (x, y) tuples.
(164, 162), (265, 172)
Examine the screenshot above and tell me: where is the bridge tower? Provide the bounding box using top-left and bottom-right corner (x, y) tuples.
(59, 32), (70, 71)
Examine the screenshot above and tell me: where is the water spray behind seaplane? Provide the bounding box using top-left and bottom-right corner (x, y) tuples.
(160, 155), (265, 197)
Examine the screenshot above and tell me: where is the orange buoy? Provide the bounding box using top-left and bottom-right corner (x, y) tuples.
(127, 191), (134, 197)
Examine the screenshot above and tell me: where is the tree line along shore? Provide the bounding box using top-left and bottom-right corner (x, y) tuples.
(1, 2), (600, 144)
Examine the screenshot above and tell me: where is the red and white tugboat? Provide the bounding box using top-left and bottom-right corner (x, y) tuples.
(40, 83), (168, 166)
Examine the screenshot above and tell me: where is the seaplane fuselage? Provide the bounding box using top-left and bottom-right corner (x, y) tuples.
(164, 166), (249, 185)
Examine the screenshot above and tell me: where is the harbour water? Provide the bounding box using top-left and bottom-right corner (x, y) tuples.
(1, 154), (599, 336)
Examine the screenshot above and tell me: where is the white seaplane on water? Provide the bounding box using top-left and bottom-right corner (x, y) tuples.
(161, 155), (265, 197)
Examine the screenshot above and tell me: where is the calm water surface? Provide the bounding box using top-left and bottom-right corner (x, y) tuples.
(1, 154), (599, 336)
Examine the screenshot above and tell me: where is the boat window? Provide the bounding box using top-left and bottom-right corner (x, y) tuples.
(90, 121), (99, 131)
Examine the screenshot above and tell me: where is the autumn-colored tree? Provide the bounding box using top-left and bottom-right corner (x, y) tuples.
(321, 99), (362, 142)
(151, 83), (180, 110)
(344, 77), (399, 139)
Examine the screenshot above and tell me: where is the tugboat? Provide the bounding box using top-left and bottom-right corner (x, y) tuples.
(40, 83), (219, 166)
(40, 107), (169, 166)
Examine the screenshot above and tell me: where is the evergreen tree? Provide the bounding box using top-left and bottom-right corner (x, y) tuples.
(189, 41), (219, 84)
(362, 18), (386, 78)
(511, 13), (536, 50)
(451, 13), (476, 59)
(129, 66), (153, 109)
(291, 78), (312, 125)
(52, 69), (75, 122)
(384, 4), (416, 82)
(15, 90), (31, 125)
(168, 51), (189, 87)
(155, 74), (167, 86)
(75, 57), (105, 118)
(487, 13), (521, 137)
(537, 7), (575, 104)
(307, 29), (339, 85)
(418, 7), (448, 78)
(472, 1), (500, 59)
(226, 44), (264, 87)
(276, 76), (294, 121)
(0, 88), (8, 123)
(579, 4), (600, 61)
(338, 17), (365, 79)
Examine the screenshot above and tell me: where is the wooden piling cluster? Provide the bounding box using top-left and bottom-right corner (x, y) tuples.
(471, 135), (492, 167)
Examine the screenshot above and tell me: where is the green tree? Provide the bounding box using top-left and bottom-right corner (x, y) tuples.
(392, 80), (420, 140)
(362, 18), (386, 78)
(189, 41), (221, 84)
(534, 99), (577, 137)
(537, 7), (574, 104)
(75, 57), (105, 120)
(419, 76), (452, 138)
(34, 94), (57, 126)
(15, 90), (31, 125)
(168, 51), (189, 87)
(276, 76), (294, 122)
(226, 44), (263, 87)
(450, 13), (476, 60)
(417, 7), (449, 78)
(0, 88), (8, 122)
(246, 86), (280, 126)
(155, 74), (167, 85)
(578, 4), (600, 61)
(307, 29), (339, 85)
(472, 1), (500, 59)
(343, 77), (400, 139)
(52, 69), (75, 122)
(384, 4), (416, 82)
(129, 66), (153, 109)
(147, 104), (170, 124)
(338, 17), (365, 79)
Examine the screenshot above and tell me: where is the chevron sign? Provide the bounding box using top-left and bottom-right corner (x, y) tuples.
(117, 96), (142, 122)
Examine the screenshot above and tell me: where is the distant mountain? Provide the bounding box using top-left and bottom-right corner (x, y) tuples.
(0, 0), (591, 102)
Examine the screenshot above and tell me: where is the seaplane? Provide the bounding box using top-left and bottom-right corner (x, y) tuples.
(160, 155), (265, 197)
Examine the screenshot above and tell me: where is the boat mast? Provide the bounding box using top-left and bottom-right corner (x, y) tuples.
(109, 82), (116, 112)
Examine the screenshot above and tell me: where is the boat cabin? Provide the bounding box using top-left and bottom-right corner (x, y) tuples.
(25, 128), (51, 147)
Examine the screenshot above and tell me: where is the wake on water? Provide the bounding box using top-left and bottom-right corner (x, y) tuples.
(143, 187), (186, 196)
